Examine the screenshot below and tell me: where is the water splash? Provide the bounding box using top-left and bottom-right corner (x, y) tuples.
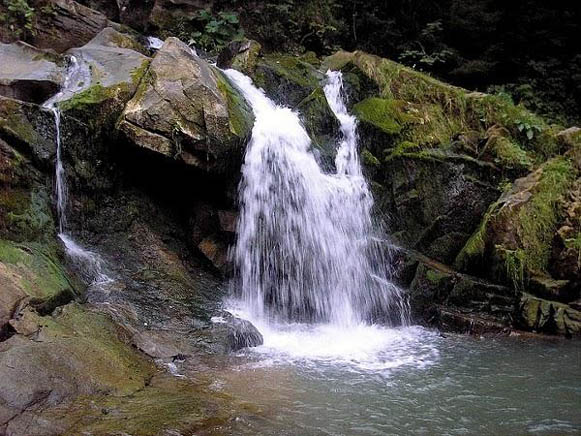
(225, 69), (408, 327)
(146, 36), (164, 51)
(43, 56), (111, 285)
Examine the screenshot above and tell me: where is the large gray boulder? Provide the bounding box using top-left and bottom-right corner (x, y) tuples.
(118, 37), (253, 174)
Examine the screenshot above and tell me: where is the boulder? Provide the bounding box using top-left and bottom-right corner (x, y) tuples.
(118, 37), (253, 174)
(203, 311), (263, 353)
(61, 27), (150, 125)
(0, 42), (63, 104)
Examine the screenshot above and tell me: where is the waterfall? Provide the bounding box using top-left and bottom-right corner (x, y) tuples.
(225, 69), (408, 327)
(43, 56), (110, 285)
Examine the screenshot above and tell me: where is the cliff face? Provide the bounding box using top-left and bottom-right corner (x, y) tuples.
(0, 0), (580, 433)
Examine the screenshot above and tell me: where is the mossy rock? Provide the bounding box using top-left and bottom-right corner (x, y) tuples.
(0, 239), (76, 302)
(456, 156), (577, 289)
(252, 53), (324, 107)
(517, 293), (581, 336)
(0, 96), (56, 167)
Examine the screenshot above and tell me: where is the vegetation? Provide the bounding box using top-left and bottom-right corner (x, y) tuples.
(218, 0), (580, 126)
(0, 0), (35, 39)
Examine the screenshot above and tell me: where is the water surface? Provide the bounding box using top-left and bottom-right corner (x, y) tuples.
(208, 328), (581, 436)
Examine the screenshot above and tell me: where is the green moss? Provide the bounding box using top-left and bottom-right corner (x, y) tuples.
(502, 247), (527, 291)
(58, 83), (129, 112)
(256, 53), (322, 89)
(512, 157), (576, 279)
(1, 189), (53, 241)
(214, 69), (254, 139)
(327, 50), (561, 164)
(361, 149), (380, 167)
(426, 268), (447, 284)
(491, 136), (532, 170)
(0, 239), (74, 299)
(0, 98), (40, 145)
(352, 97), (409, 135)
(130, 59), (151, 85)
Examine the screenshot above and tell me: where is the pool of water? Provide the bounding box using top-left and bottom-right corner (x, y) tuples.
(206, 324), (581, 436)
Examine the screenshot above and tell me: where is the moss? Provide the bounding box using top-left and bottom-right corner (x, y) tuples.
(255, 53), (322, 91)
(511, 157), (576, 279)
(426, 268), (448, 284)
(58, 83), (129, 112)
(1, 189), (53, 241)
(491, 136), (532, 170)
(0, 98), (41, 146)
(352, 97), (409, 135)
(361, 149), (380, 167)
(326, 50), (561, 164)
(214, 69), (254, 139)
(0, 239), (75, 300)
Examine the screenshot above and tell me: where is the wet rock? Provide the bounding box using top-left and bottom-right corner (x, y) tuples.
(204, 311), (263, 353)
(0, 42), (63, 104)
(118, 37), (253, 174)
(406, 250), (517, 333)
(0, 304), (154, 434)
(517, 293), (581, 336)
(60, 27), (150, 125)
(0, 97), (56, 167)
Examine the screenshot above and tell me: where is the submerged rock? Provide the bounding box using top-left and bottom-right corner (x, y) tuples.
(118, 37), (254, 174)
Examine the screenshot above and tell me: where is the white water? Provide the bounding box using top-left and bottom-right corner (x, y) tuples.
(146, 36), (164, 50)
(43, 56), (111, 285)
(223, 68), (414, 367)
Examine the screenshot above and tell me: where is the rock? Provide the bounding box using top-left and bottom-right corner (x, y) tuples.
(0, 97), (56, 167)
(252, 53), (323, 108)
(0, 42), (63, 104)
(454, 156), (577, 288)
(198, 235), (228, 272)
(29, 0), (110, 52)
(217, 210), (237, 234)
(381, 150), (500, 264)
(118, 37), (253, 174)
(217, 39), (262, 75)
(406, 249), (517, 333)
(204, 311), (263, 353)
(148, 0), (211, 31)
(0, 304), (154, 433)
(61, 27), (150, 125)
(517, 293), (581, 336)
(557, 126), (581, 150)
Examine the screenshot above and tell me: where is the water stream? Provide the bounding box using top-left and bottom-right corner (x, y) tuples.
(43, 56), (111, 285)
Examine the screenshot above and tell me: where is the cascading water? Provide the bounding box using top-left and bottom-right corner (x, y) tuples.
(225, 68), (408, 329)
(43, 56), (110, 285)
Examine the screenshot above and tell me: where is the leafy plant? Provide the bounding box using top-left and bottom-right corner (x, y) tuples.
(1, 0), (35, 38)
(190, 9), (244, 53)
